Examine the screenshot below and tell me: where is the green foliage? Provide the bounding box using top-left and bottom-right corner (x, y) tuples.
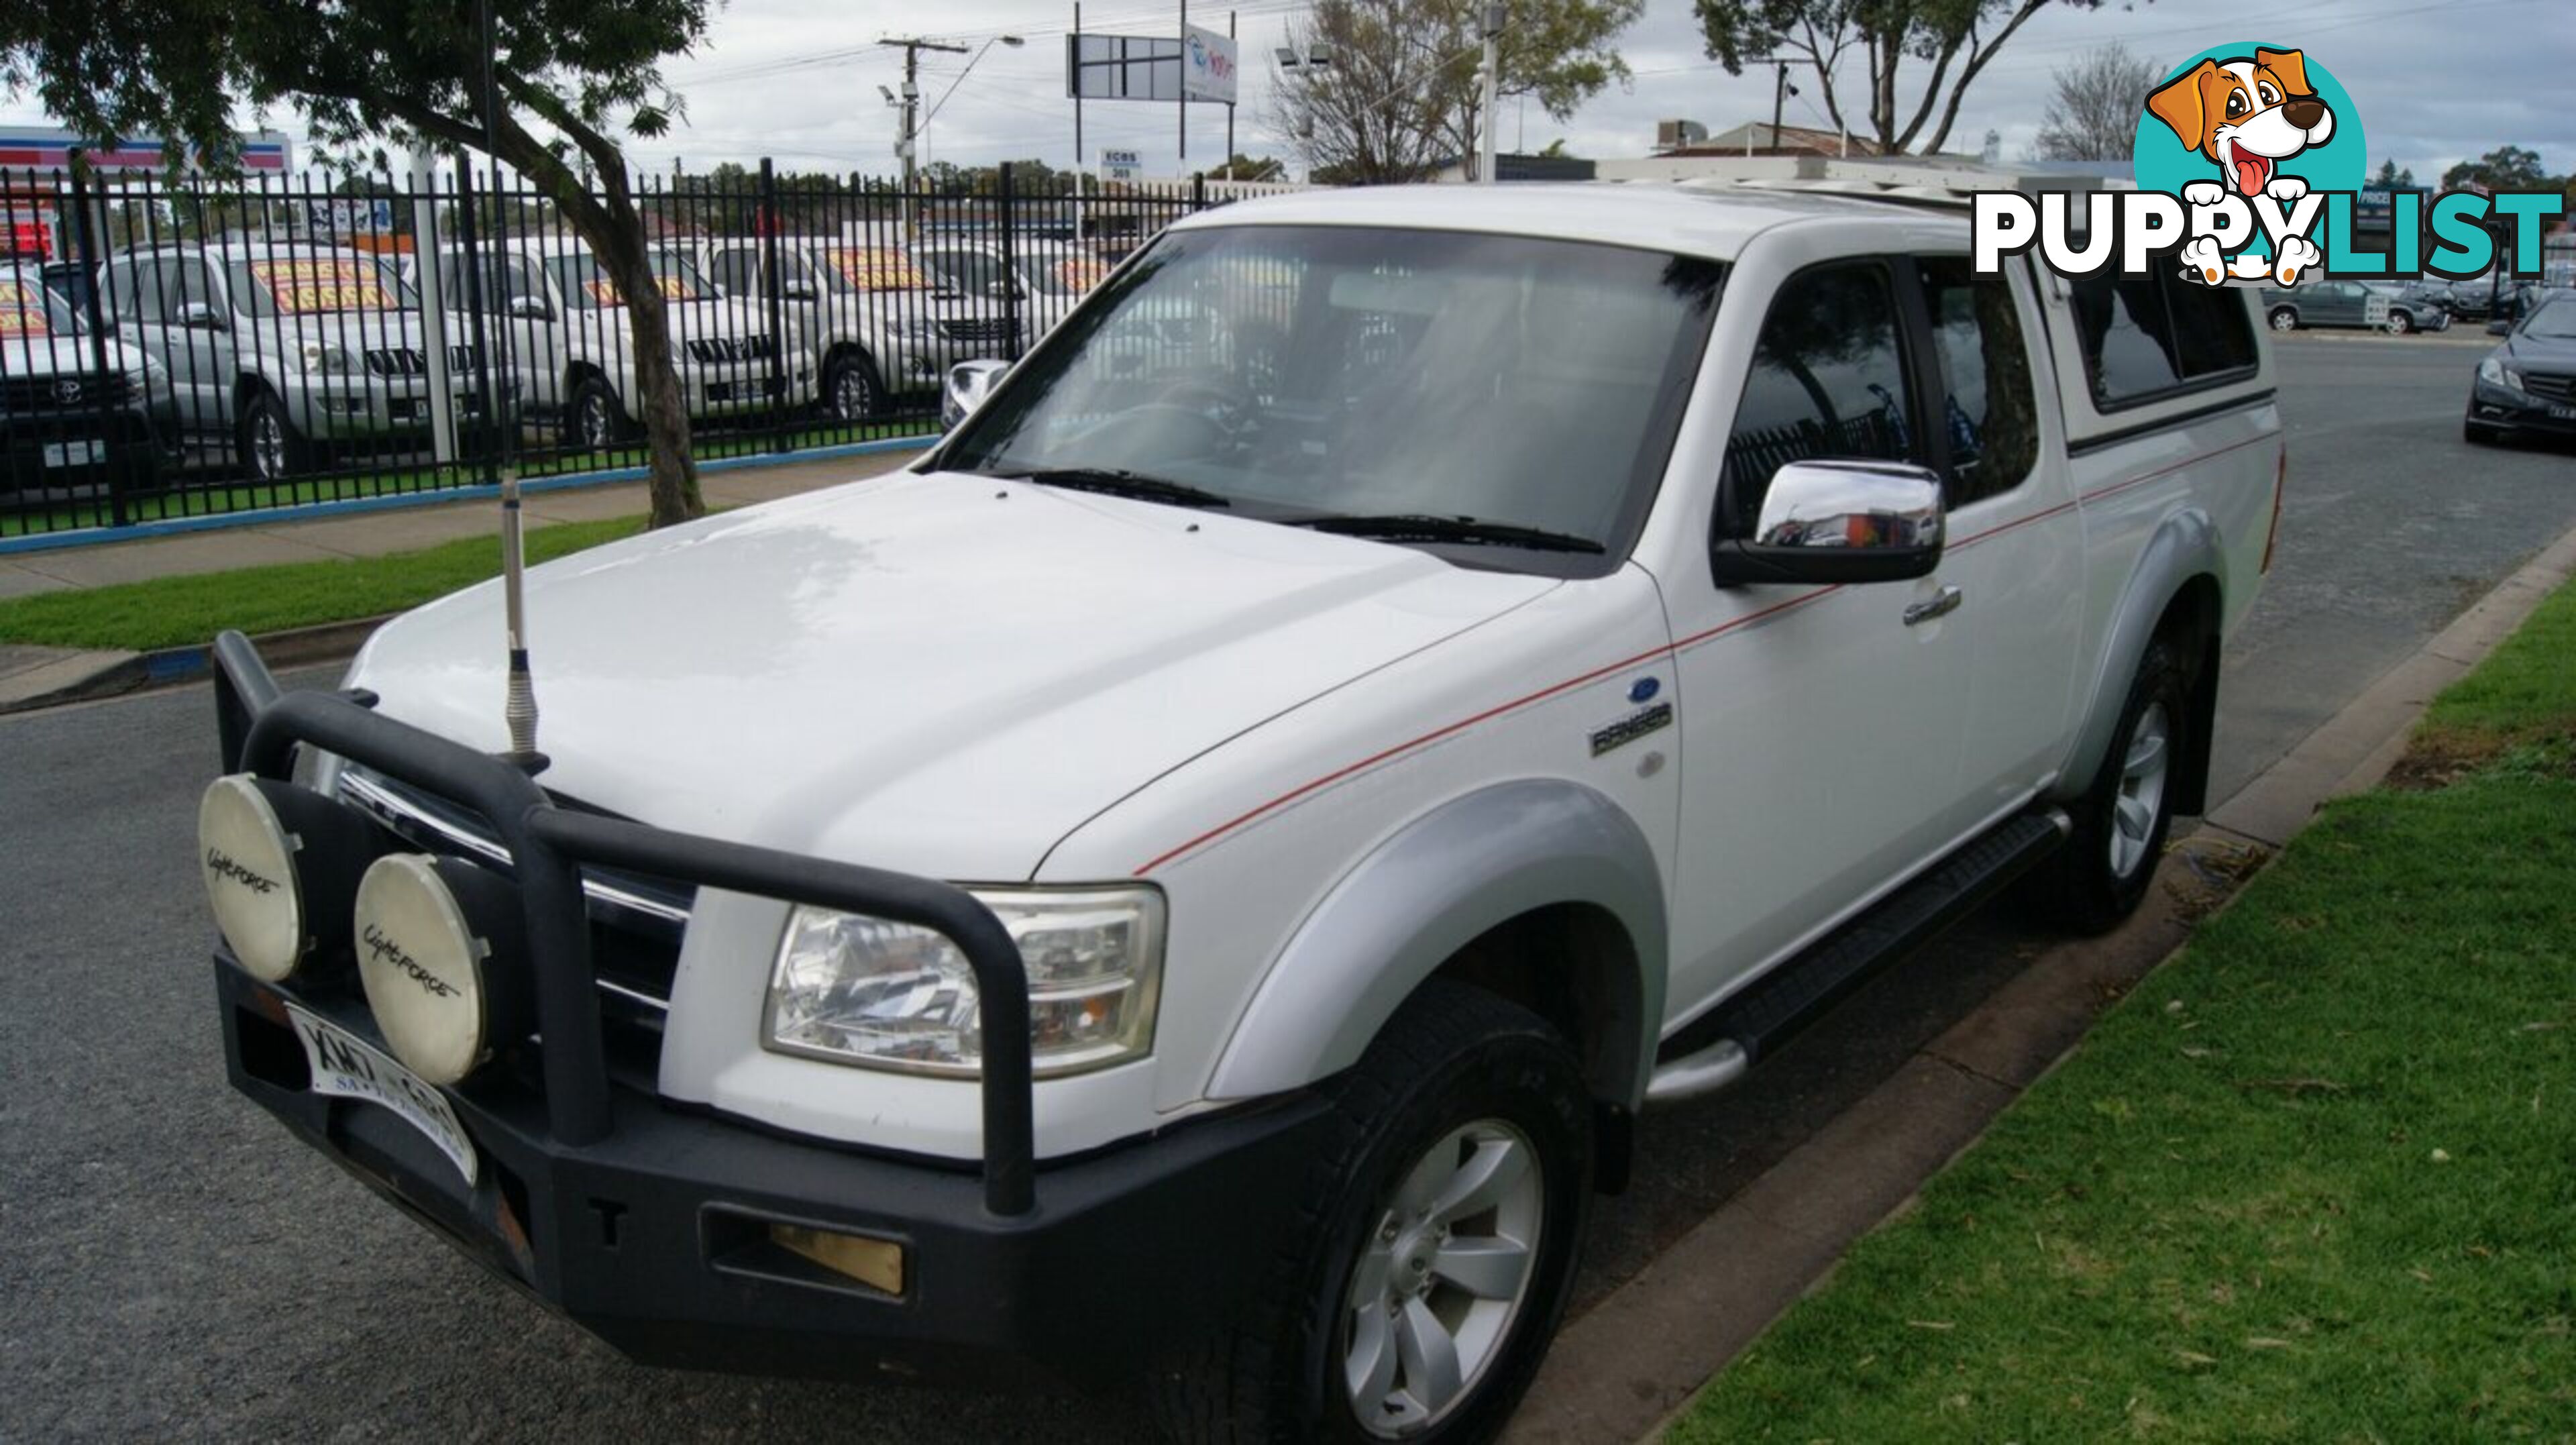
(1695, 0), (2112, 156)
(2372, 157), (2416, 188)
(2441, 145), (2558, 193)
(1275, 0), (1641, 184)
(0, 517), (645, 651)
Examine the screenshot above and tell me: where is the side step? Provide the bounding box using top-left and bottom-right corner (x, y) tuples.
(1647, 808), (2070, 1106)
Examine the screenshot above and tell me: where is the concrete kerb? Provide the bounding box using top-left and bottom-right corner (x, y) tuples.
(1505, 517), (2576, 1445)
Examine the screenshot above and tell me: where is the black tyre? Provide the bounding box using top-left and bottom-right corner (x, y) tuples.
(237, 389), (307, 483)
(2267, 307), (2299, 333)
(1151, 981), (1591, 1444)
(2027, 635), (2192, 934)
(2464, 419), (2507, 447)
(563, 376), (631, 450)
(824, 351), (886, 423)
(2385, 311), (2415, 335)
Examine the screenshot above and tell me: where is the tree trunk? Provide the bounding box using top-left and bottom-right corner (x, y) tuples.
(579, 194), (704, 529)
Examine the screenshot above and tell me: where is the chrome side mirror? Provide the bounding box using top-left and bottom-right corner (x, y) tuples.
(941, 358), (1011, 431)
(507, 295), (555, 323)
(1711, 458), (1945, 585)
(178, 301), (227, 331)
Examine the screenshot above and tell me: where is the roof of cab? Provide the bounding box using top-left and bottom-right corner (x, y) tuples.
(1166, 182), (1943, 260)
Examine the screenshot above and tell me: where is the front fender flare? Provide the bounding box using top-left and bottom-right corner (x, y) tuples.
(1203, 779), (1666, 1110)
(2053, 507), (2222, 800)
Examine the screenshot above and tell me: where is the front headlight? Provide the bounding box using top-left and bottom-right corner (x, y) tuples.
(763, 887), (1165, 1077)
(2479, 356), (2526, 392)
(299, 340), (356, 375)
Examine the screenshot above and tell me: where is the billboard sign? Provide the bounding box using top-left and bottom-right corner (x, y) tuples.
(304, 197), (395, 237)
(0, 126), (291, 175)
(1182, 25), (1238, 105)
(1101, 148), (1142, 181)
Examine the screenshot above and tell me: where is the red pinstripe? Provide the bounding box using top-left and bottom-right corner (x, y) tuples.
(1130, 433), (2277, 875)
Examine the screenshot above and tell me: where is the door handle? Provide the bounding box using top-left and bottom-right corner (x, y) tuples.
(1903, 586), (1964, 627)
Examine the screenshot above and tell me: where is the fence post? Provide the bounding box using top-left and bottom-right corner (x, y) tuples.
(1192, 171), (1208, 213)
(453, 162), (497, 482)
(998, 162), (1022, 360)
(66, 162), (128, 527)
(757, 158), (790, 452)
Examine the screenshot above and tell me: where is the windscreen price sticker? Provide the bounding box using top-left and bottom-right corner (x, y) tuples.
(0, 281), (51, 337)
(825, 248), (928, 292)
(582, 274), (691, 306)
(250, 260), (392, 315)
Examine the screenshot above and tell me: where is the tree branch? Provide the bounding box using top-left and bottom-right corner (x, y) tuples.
(1922, 0), (2047, 154)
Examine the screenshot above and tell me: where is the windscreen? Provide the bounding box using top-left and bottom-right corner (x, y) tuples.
(0, 274), (78, 337)
(549, 250), (715, 309)
(226, 256), (416, 318)
(942, 224), (1723, 566)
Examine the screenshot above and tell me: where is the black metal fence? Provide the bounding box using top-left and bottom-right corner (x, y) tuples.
(1, 160), (1261, 539)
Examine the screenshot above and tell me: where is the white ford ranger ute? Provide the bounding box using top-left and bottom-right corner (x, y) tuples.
(196, 179), (2281, 1442)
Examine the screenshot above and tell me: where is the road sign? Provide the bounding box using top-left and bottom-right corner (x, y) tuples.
(1102, 148), (1141, 182)
(1181, 24), (1238, 105)
(305, 197), (394, 237)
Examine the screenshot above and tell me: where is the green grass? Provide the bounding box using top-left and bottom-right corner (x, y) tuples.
(0, 515), (645, 651)
(1672, 581), (2576, 1443)
(0, 419), (934, 537)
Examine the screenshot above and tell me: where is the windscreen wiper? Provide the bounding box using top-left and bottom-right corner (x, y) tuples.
(1000, 467), (1234, 510)
(1292, 513), (1605, 554)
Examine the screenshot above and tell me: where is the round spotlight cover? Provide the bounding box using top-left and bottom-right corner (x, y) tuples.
(199, 775), (305, 981)
(354, 855), (490, 1086)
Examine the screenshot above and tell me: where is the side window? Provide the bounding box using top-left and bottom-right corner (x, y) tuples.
(710, 248), (760, 297)
(1917, 258), (2038, 509)
(1721, 262), (1921, 535)
(2069, 258), (2256, 407)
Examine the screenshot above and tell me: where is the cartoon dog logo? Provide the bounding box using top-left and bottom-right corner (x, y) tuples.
(2148, 48), (2334, 284)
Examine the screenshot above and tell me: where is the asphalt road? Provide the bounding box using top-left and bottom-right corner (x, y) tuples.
(4, 335), (2567, 1441)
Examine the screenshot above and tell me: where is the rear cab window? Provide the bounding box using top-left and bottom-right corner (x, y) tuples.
(2057, 253), (2265, 441)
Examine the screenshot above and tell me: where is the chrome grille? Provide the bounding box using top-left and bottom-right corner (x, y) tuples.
(363, 345), (482, 376)
(2522, 371), (2575, 402)
(938, 318), (1014, 343)
(682, 334), (777, 364)
(2, 372), (131, 411)
(337, 767), (689, 1012)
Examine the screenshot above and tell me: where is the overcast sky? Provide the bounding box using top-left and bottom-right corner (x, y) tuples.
(6, 0), (2572, 186)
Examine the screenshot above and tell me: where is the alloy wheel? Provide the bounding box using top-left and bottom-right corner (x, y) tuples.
(250, 409), (286, 482)
(2109, 701), (2171, 879)
(833, 365), (875, 421)
(1342, 1120), (1545, 1438)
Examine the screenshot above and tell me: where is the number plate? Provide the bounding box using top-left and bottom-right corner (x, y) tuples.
(42, 439), (103, 468)
(2549, 404), (2576, 421)
(287, 1005), (478, 1187)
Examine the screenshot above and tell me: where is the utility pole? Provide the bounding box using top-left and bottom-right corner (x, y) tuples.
(881, 34), (969, 195)
(1770, 61), (1792, 153)
(1475, 1), (1505, 184)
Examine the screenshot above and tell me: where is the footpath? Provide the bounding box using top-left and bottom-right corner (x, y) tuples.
(0, 446), (924, 713)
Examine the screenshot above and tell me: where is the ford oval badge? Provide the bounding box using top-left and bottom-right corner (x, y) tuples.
(1628, 676), (1661, 704)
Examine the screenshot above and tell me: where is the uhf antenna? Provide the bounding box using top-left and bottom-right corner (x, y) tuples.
(480, 0), (543, 773)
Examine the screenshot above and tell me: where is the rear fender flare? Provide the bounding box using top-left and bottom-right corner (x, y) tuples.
(2053, 508), (2222, 801)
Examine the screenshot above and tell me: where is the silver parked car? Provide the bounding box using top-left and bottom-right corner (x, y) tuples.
(99, 242), (519, 482)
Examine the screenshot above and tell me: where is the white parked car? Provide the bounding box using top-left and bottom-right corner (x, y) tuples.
(421, 239), (808, 449)
(197, 178), (2281, 1442)
(698, 235), (1003, 421)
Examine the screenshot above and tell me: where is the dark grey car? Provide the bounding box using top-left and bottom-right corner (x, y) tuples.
(2259, 279), (2447, 334)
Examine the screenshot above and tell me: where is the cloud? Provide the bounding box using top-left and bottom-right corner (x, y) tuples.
(3, 0), (2568, 186)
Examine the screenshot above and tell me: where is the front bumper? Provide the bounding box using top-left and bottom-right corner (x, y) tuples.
(203, 633), (1324, 1387)
(2, 407), (167, 490)
(290, 378), (524, 441)
(680, 362), (813, 417)
(217, 960), (1327, 1387)
(2469, 379), (2576, 437)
